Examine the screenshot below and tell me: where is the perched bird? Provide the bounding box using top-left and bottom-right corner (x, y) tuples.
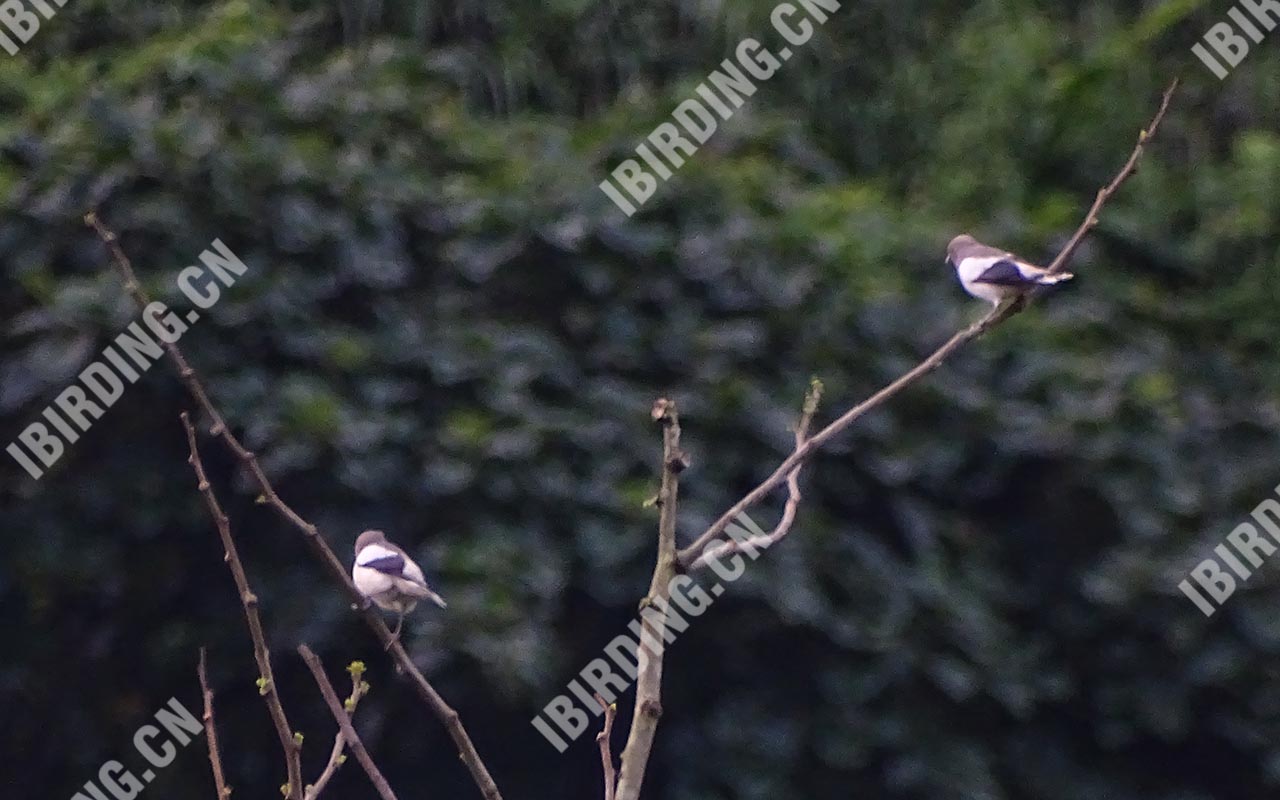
(946, 234), (1073, 305)
(352, 529), (447, 641)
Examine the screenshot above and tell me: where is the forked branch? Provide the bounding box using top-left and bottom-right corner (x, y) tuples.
(306, 660), (371, 800)
(617, 77), (1180, 800)
(86, 214), (505, 800)
(299, 645), (398, 800)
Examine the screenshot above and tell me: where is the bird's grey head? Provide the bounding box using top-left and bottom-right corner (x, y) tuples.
(947, 234), (978, 264)
(354, 529), (387, 554)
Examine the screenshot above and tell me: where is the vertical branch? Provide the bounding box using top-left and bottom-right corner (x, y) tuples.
(198, 649), (233, 799)
(298, 645), (399, 800)
(614, 398), (684, 800)
(182, 412), (303, 799)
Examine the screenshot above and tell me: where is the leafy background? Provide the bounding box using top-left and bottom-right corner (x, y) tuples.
(3, 0), (1280, 798)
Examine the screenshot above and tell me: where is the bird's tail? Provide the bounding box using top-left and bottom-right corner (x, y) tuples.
(1034, 270), (1073, 285)
(423, 588), (448, 609)
(404, 582), (448, 608)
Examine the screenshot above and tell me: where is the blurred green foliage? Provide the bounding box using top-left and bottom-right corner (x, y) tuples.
(3, 1), (1280, 798)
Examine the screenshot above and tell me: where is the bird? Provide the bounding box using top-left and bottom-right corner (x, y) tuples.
(946, 234), (1073, 305)
(351, 529), (447, 643)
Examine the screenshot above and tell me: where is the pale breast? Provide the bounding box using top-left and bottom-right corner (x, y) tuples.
(353, 564), (395, 597)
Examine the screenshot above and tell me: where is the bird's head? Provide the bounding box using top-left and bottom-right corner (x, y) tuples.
(354, 529), (387, 554)
(947, 233), (976, 260)
(946, 233), (980, 271)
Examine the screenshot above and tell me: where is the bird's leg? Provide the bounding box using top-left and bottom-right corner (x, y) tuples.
(386, 611), (405, 651)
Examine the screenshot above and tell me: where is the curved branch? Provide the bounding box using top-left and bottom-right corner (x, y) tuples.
(595, 694), (618, 800)
(86, 214), (505, 800)
(676, 77), (1179, 567)
(689, 379), (822, 570)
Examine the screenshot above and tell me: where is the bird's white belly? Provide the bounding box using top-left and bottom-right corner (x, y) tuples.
(956, 256), (1014, 304)
(353, 564), (393, 594)
(963, 278), (1010, 304)
(353, 566), (419, 613)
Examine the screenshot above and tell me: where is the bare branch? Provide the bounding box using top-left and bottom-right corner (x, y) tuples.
(306, 661), (370, 800)
(182, 413), (303, 799)
(1044, 78), (1180, 275)
(690, 379), (823, 570)
(298, 645), (398, 800)
(197, 648), (233, 800)
(86, 215), (504, 800)
(595, 694), (617, 800)
(614, 398), (683, 800)
(676, 78), (1180, 568)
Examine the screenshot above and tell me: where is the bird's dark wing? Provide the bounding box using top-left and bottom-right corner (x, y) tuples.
(361, 553), (406, 576)
(972, 259), (1035, 286)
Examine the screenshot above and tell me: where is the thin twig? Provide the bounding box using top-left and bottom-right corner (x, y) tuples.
(676, 77), (1180, 567)
(1044, 78), (1179, 275)
(85, 214), (504, 800)
(306, 661), (370, 800)
(594, 694), (617, 800)
(198, 648), (233, 799)
(298, 645), (398, 800)
(614, 398), (683, 800)
(182, 412), (303, 799)
(690, 379), (823, 570)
